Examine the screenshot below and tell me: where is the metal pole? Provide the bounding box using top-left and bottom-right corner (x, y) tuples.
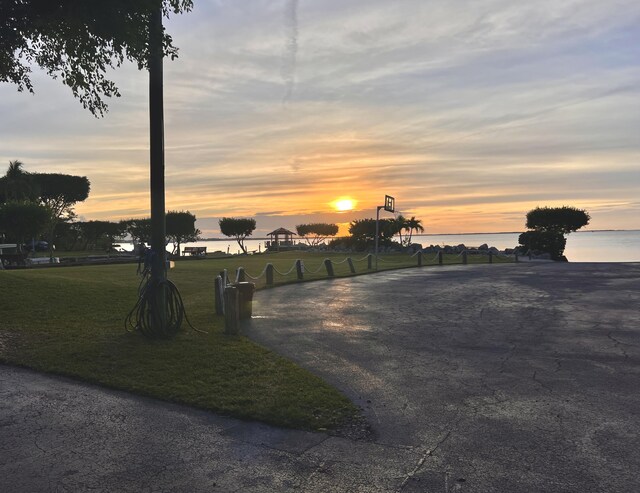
(375, 205), (383, 271)
(148, 7), (167, 332)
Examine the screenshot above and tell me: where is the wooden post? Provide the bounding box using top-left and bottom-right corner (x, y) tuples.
(223, 286), (239, 335)
(347, 257), (356, 274)
(417, 251), (423, 266)
(367, 254), (373, 270)
(438, 251), (443, 265)
(295, 259), (303, 280)
(214, 275), (224, 315)
(324, 259), (334, 277)
(489, 251), (493, 264)
(220, 269), (228, 286)
(462, 251), (468, 265)
(515, 253), (519, 263)
(236, 267), (245, 282)
(266, 263), (274, 285)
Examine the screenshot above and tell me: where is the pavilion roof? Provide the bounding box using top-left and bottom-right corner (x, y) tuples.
(267, 227), (297, 236)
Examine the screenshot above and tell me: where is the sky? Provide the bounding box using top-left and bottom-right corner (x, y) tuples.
(1, 0), (639, 237)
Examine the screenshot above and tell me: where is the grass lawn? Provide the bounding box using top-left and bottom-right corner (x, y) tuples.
(0, 250), (512, 430)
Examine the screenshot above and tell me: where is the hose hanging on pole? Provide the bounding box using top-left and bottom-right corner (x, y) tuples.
(125, 248), (205, 338)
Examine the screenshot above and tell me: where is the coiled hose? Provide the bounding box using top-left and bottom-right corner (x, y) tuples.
(125, 249), (205, 338)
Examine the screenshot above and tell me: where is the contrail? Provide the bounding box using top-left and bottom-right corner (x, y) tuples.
(281, 0), (298, 104)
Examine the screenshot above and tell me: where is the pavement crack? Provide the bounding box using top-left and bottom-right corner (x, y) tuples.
(607, 330), (631, 359)
(396, 424), (460, 491)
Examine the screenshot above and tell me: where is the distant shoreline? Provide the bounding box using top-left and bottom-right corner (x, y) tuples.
(197, 229), (639, 241)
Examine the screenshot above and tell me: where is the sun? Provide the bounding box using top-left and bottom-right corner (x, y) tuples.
(333, 198), (356, 212)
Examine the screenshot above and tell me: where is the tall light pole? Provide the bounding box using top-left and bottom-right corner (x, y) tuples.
(375, 195), (395, 270)
(148, 5), (168, 332)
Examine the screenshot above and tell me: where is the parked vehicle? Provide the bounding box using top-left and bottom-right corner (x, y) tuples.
(23, 241), (53, 252)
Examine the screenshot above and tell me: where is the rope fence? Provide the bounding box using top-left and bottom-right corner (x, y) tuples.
(218, 249), (518, 291)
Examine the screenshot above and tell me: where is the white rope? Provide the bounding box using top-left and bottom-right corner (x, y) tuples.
(273, 262), (297, 277)
(354, 255), (370, 262)
(332, 257), (349, 265)
(377, 256), (406, 265)
(245, 264), (268, 280)
(304, 262), (325, 274)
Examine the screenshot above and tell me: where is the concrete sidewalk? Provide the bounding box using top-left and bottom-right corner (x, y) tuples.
(2, 262), (639, 492)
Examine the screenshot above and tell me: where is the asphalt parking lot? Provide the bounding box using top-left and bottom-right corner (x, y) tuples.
(2, 262), (638, 492)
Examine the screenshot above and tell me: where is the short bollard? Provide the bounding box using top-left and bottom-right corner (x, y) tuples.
(417, 251), (423, 267)
(236, 267), (246, 282)
(489, 252), (493, 264)
(214, 275), (224, 315)
(296, 259), (304, 280)
(324, 259), (334, 277)
(234, 282), (256, 319)
(347, 257), (356, 274)
(367, 254), (373, 270)
(223, 286), (240, 335)
(515, 253), (519, 263)
(462, 251), (468, 265)
(438, 251), (443, 265)
(266, 263), (274, 285)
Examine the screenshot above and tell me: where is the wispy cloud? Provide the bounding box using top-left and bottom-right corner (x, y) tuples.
(1, 0), (639, 233)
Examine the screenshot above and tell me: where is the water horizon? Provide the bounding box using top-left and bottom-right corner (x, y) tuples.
(118, 230), (639, 263)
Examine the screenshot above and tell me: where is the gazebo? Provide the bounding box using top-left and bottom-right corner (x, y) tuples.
(267, 227), (297, 249)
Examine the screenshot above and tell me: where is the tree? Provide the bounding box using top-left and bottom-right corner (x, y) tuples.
(518, 230), (567, 260)
(393, 215), (407, 246)
(1, 0), (193, 117)
(0, 160), (36, 202)
(219, 218), (256, 254)
(0, 201), (50, 252)
(296, 223), (339, 246)
(526, 206), (591, 234)
(76, 220), (124, 251)
(166, 211), (200, 256)
(349, 219), (397, 244)
(519, 206), (590, 260)
(32, 173), (90, 259)
(121, 218), (152, 247)
(405, 216), (425, 245)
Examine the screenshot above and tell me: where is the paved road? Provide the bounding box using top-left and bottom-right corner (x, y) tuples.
(2, 262), (639, 492)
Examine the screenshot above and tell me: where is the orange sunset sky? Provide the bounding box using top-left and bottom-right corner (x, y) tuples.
(1, 1), (639, 238)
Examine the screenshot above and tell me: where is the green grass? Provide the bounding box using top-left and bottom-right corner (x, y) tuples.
(0, 251), (512, 430)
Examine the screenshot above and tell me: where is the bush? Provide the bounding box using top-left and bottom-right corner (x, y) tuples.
(518, 230), (567, 260)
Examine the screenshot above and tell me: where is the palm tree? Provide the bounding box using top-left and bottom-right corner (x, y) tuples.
(1, 160), (34, 202)
(405, 216), (424, 245)
(393, 215), (407, 246)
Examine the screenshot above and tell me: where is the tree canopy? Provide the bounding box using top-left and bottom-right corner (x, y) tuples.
(526, 206), (590, 234)
(295, 223), (339, 246)
(1, 0), (193, 116)
(121, 218), (152, 246)
(519, 206), (590, 260)
(166, 210), (200, 256)
(349, 218), (397, 243)
(219, 217), (256, 254)
(0, 201), (50, 250)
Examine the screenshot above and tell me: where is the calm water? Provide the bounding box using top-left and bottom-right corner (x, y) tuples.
(413, 231), (640, 263)
(127, 230), (639, 263)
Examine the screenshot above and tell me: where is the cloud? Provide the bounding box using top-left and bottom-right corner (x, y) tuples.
(1, 0), (639, 233)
